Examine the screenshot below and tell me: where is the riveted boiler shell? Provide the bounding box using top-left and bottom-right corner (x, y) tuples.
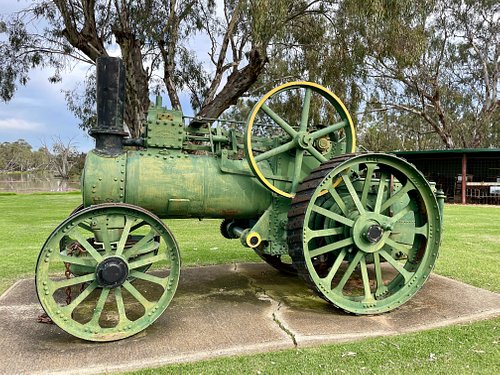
(82, 150), (272, 219)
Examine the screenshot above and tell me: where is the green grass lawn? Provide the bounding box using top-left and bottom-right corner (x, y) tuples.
(130, 317), (500, 374)
(0, 193), (498, 373)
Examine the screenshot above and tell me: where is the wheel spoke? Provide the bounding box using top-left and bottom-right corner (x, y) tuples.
(389, 204), (413, 224)
(122, 280), (153, 309)
(128, 253), (165, 270)
(129, 270), (168, 288)
(385, 237), (412, 255)
(300, 88), (312, 132)
(414, 223), (429, 237)
(328, 186), (348, 216)
(52, 273), (95, 290)
(360, 257), (375, 303)
(114, 287), (130, 324)
(379, 249), (412, 283)
(360, 164), (377, 206)
(322, 248), (347, 284)
(290, 149), (305, 194)
(87, 288), (110, 326)
(304, 226), (344, 241)
(374, 172), (388, 213)
(307, 145), (328, 163)
(373, 253), (388, 297)
(71, 231), (103, 262)
(341, 172), (365, 214)
(116, 216), (134, 256)
(97, 221), (112, 255)
(130, 219), (147, 232)
(254, 140), (296, 163)
(57, 254), (97, 267)
(311, 205), (354, 227)
(309, 120), (347, 140)
(380, 181), (415, 213)
(124, 229), (156, 258)
(261, 103), (297, 137)
(309, 237), (353, 258)
(63, 281), (98, 313)
(77, 222), (93, 232)
(334, 251), (363, 293)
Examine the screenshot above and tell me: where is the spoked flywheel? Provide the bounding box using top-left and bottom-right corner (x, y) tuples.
(35, 203), (181, 341)
(288, 153), (441, 314)
(245, 82), (356, 198)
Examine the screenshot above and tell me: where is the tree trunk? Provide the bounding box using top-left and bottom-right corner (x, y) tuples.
(195, 47), (267, 123)
(113, 35), (150, 138)
(120, 44), (150, 138)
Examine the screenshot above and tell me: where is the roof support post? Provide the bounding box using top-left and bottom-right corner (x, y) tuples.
(461, 153), (467, 204)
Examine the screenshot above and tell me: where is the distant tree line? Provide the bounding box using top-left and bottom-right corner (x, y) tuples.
(0, 139), (85, 178)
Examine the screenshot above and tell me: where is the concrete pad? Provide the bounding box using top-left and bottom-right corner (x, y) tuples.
(0, 263), (499, 374)
(236, 264), (500, 345)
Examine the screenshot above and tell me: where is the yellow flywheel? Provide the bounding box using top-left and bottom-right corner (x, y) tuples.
(244, 81), (356, 198)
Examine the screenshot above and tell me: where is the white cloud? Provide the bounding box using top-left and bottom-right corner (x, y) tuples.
(0, 118), (45, 132)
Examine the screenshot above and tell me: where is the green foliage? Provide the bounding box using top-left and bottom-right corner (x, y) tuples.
(2, 1), (496, 149)
(230, 0), (499, 151)
(0, 139), (30, 171)
(350, 0), (499, 150)
(63, 71), (97, 132)
(0, 139), (45, 172)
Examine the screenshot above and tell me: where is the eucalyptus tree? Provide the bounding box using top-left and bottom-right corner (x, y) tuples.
(344, 0), (499, 149)
(1, 0), (496, 150)
(0, 0), (332, 137)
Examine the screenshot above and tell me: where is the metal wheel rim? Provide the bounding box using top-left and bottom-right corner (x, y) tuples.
(245, 81), (356, 198)
(301, 154), (441, 313)
(35, 203), (181, 341)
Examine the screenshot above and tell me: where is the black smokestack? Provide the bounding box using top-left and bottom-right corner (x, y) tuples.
(90, 57), (128, 154)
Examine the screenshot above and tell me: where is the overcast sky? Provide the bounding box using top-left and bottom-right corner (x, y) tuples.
(0, 1), (94, 151)
(0, 0), (206, 152)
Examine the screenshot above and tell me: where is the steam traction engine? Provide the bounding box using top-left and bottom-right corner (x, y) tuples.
(35, 57), (443, 341)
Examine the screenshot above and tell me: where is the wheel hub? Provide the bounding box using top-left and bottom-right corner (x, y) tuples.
(351, 214), (389, 253)
(95, 256), (129, 288)
(297, 132), (314, 149)
(365, 224), (383, 243)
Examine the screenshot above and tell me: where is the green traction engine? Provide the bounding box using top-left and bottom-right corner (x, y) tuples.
(35, 57), (444, 341)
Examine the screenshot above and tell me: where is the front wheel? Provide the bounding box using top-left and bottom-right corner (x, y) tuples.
(35, 203), (181, 341)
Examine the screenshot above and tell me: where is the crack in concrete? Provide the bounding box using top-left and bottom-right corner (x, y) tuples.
(272, 301), (297, 347)
(232, 264), (297, 348)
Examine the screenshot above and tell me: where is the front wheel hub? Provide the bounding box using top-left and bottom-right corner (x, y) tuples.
(95, 257), (129, 288)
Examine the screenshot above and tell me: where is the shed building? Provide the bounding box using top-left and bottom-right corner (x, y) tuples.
(393, 149), (500, 205)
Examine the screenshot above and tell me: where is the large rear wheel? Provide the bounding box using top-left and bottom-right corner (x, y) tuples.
(288, 153), (441, 314)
